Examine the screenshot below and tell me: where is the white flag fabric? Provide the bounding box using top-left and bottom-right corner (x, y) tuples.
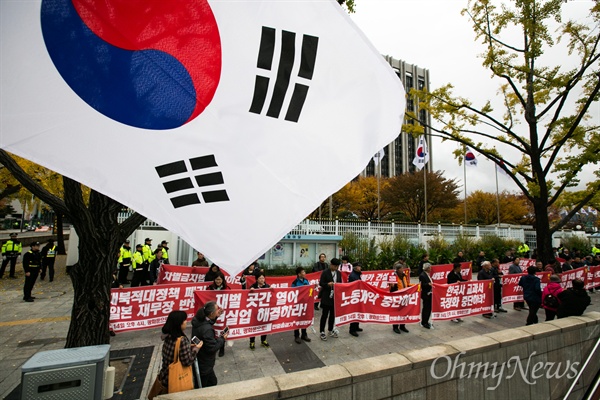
(465, 147), (478, 167)
(0, 0), (405, 275)
(412, 136), (429, 171)
(373, 148), (386, 168)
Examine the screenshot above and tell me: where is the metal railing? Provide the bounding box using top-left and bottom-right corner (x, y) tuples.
(118, 211), (537, 247)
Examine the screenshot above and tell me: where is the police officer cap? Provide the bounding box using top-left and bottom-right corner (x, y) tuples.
(145, 237), (152, 242)
(31, 241), (40, 246)
(9, 233), (17, 237)
(124, 239), (130, 243)
(161, 240), (168, 245)
(136, 244), (143, 249)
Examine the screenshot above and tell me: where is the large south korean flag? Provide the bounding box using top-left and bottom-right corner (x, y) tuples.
(1, 0), (405, 275)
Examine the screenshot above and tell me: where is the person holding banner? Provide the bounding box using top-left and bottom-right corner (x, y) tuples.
(319, 258), (343, 340)
(204, 264), (221, 283)
(291, 267), (312, 344)
(207, 272), (230, 357)
(447, 263), (466, 323)
(249, 273), (271, 349)
(159, 310), (202, 391)
(192, 302), (227, 388)
(390, 264), (412, 334)
(490, 259), (507, 313)
(478, 261), (495, 319)
(508, 258), (527, 311)
(419, 263), (434, 329)
(348, 263), (363, 337)
(149, 249), (164, 285)
(340, 256), (353, 273)
(518, 266), (542, 325)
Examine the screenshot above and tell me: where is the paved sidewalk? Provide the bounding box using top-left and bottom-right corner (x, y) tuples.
(1, 255), (598, 399)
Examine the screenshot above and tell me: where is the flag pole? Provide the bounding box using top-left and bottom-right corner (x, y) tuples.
(495, 163), (500, 227)
(463, 145), (467, 224)
(377, 157), (381, 220)
(424, 138), (428, 224)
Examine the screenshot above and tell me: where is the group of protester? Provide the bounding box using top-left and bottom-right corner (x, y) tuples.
(152, 245), (596, 396)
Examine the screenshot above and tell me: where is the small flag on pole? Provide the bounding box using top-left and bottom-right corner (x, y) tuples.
(496, 160), (509, 176)
(373, 148), (385, 168)
(412, 136), (429, 171)
(465, 147), (477, 167)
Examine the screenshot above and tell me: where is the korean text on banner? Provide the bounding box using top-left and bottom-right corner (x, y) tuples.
(109, 282), (210, 333)
(194, 286), (314, 339)
(431, 281), (494, 320)
(333, 280), (420, 326)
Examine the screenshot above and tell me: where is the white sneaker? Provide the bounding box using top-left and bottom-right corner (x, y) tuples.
(451, 319), (460, 323)
(320, 332), (327, 341)
(329, 330), (338, 338)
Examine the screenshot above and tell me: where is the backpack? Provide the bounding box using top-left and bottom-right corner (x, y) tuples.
(543, 293), (559, 308)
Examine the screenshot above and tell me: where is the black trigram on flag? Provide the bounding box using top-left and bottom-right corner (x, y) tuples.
(249, 26), (319, 123)
(155, 155), (230, 209)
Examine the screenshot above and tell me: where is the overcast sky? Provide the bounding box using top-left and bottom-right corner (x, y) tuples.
(349, 0), (598, 196)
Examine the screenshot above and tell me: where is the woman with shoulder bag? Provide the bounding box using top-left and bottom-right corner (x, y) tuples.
(150, 310), (201, 398)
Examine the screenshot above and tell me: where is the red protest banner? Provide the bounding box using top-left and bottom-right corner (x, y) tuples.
(194, 286), (314, 339)
(109, 282), (210, 333)
(157, 264), (242, 288)
(501, 272), (551, 304)
(430, 262), (472, 284)
(432, 281), (494, 320)
(245, 271), (322, 302)
(561, 266), (588, 289)
(333, 280), (420, 326)
(589, 266), (600, 289)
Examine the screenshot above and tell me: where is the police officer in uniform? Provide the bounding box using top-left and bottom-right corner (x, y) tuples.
(130, 244), (147, 287)
(118, 240), (133, 285)
(160, 240), (170, 264)
(1, 233), (22, 279)
(40, 238), (57, 282)
(23, 241), (42, 302)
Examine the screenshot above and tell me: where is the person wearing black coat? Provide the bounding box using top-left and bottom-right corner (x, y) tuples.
(518, 266), (542, 325)
(557, 279), (591, 318)
(348, 263), (363, 337)
(204, 264), (220, 283)
(419, 263), (433, 329)
(318, 258), (342, 340)
(447, 262), (466, 323)
(191, 301), (227, 388)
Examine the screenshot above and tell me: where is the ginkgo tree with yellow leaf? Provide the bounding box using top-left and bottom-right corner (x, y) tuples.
(406, 0), (600, 264)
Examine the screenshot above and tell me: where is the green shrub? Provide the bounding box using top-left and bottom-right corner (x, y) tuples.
(560, 236), (591, 256)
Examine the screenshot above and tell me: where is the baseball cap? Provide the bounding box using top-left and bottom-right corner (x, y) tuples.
(145, 237), (152, 242)
(161, 240), (168, 245)
(9, 233), (17, 237)
(31, 241), (40, 246)
(124, 239), (130, 243)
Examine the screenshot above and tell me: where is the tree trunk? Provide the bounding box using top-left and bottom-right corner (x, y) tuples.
(533, 197), (554, 265)
(65, 192), (121, 348)
(55, 213), (66, 255)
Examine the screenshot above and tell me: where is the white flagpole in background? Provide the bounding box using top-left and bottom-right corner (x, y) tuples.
(495, 162), (501, 227)
(373, 148), (385, 221)
(463, 145), (467, 224)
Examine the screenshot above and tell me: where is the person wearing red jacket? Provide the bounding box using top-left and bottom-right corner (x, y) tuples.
(541, 275), (563, 321)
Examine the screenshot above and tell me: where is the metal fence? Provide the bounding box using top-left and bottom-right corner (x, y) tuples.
(119, 211), (537, 248)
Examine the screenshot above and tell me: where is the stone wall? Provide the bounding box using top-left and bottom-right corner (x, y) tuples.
(158, 311), (600, 400)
